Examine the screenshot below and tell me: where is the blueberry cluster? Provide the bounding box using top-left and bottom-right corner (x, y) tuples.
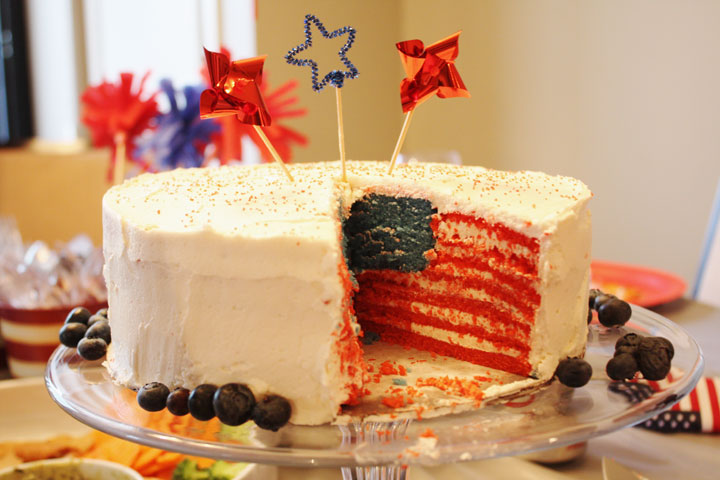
(588, 288), (632, 327)
(58, 307), (111, 360)
(136, 382), (292, 432)
(555, 358), (593, 388)
(607, 332), (674, 381)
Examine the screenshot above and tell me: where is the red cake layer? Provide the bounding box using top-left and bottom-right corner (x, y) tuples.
(362, 321), (532, 377)
(355, 280), (530, 338)
(354, 212), (541, 376)
(355, 303), (530, 353)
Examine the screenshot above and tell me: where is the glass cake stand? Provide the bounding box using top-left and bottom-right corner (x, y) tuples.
(45, 306), (703, 475)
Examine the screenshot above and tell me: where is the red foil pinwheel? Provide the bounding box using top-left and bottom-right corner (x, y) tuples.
(200, 48), (294, 181)
(210, 76), (308, 166)
(396, 31), (470, 113)
(200, 48), (271, 126)
(200, 47), (308, 166)
(80, 72), (159, 182)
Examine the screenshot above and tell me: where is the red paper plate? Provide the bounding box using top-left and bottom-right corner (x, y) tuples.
(590, 260), (687, 307)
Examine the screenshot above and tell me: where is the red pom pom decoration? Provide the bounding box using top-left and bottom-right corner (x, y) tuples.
(80, 72), (159, 182)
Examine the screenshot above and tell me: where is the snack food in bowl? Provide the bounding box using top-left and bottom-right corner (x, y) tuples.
(0, 457), (142, 480)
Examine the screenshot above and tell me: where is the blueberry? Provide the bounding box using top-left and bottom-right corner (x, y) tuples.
(638, 336), (674, 360)
(87, 314), (107, 328)
(637, 349), (671, 381)
(615, 332), (641, 352)
(587, 307), (593, 324)
(251, 394), (292, 431)
(167, 388), (190, 416)
(606, 353), (638, 380)
(593, 293), (615, 310)
(589, 289), (602, 309)
(213, 383), (256, 426)
(188, 384), (217, 421)
(555, 358), (592, 388)
(77, 337), (107, 360)
(65, 307), (91, 325)
(635, 336), (673, 380)
(656, 337), (674, 360)
(59, 322), (87, 348)
(615, 345), (637, 356)
(597, 297), (632, 327)
(95, 308), (108, 318)
(85, 320), (111, 344)
(137, 382), (170, 412)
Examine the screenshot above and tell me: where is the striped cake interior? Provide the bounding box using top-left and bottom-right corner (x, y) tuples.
(345, 194), (541, 377)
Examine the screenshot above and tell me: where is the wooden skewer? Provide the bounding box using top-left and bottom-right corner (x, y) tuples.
(113, 133), (126, 185)
(335, 87), (347, 182)
(253, 125), (294, 182)
(387, 109), (415, 175)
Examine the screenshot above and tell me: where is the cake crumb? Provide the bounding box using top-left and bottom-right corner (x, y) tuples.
(382, 394), (406, 408)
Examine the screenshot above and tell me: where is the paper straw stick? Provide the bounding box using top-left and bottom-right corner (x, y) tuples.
(335, 87), (347, 182)
(387, 109), (415, 175)
(253, 125), (294, 182)
(113, 133), (126, 185)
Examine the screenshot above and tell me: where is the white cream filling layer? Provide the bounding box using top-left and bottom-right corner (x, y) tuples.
(434, 219), (536, 260)
(408, 323), (524, 358)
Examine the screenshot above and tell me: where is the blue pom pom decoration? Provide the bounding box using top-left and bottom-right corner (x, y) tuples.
(136, 79), (220, 169)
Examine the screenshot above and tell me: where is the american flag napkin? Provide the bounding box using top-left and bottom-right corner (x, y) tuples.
(609, 370), (720, 433)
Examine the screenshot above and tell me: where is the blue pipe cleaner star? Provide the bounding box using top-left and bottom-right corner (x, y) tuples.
(285, 14), (359, 91)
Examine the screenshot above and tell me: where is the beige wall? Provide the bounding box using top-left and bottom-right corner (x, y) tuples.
(424, 0), (720, 287)
(0, 147), (107, 245)
(261, 0), (720, 286)
(1, 0), (717, 288)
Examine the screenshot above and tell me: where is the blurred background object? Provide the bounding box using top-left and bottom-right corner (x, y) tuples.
(397, 150), (462, 166)
(0, 217), (106, 377)
(0, 0), (32, 146)
(24, 0), (82, 152)
(693, 179), (720, 307)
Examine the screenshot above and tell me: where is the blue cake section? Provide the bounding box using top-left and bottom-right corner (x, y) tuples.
(343, 194), (437, 273)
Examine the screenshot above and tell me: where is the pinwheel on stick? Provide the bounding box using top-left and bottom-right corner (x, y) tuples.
(200, 48), (294, 181)
(388, 32), (471, 174)
(201, 48), (308, 167)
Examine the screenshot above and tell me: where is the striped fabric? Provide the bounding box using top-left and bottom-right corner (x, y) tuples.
(610, 369), (720, 433)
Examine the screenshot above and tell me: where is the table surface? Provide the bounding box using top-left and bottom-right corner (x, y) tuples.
(1, 299), (718, 479)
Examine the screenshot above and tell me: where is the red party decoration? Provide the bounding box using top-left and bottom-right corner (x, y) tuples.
(201, 47), (308, 165)
(200, 48), (271, 126)
(80, 72), (159, 180)
(396, 31), (470, 113)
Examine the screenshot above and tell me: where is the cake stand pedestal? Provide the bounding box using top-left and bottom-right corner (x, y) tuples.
(45, 306), (703, 478)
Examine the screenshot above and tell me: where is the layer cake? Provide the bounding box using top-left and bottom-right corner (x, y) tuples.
(102, 161), (592, 425)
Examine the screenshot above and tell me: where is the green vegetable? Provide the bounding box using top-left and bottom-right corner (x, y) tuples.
(208, 461), (247, 479)
(171, 459), (247, 480)
(171, 460), (208, 480)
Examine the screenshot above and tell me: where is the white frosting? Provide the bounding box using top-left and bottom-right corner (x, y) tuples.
(102, 161), (592, 425)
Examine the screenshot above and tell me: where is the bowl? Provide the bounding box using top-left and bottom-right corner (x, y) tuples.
(0, 457), (142, 480)
(0, 303), (107, 378)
